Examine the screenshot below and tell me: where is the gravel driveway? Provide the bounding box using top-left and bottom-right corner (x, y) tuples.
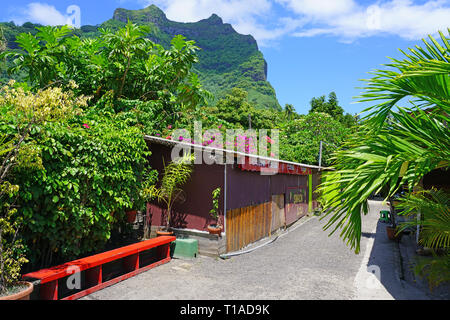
(81, 200), (430, 300)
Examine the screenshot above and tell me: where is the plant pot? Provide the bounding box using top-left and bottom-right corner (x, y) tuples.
(0, 281), (34, 300)
(386, 225), (402, 241)
(126, 210), (137, 223)
(156, 230), (174, 237)
(207, 224), (222, 236)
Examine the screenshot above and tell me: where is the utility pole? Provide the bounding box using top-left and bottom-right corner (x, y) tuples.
(248, 114), (252, 130)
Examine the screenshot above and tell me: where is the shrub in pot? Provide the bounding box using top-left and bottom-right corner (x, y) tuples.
(0, 195), (33, 300)
(144, 154), (194, 236)
(207, 187), (222, 236)
(386, 197), (402, 241)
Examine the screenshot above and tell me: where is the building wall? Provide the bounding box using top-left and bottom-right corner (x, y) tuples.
(146, 142), (225, 231)
(226, 164), (312, 226)
(146, 141), (321, 253)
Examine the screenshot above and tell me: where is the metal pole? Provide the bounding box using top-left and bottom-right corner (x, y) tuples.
(223, 163), (227, 236)
(416, 211), (421, 244)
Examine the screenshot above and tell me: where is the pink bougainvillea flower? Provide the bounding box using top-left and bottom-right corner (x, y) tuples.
(167, 125), (172, 129)
(218, 124), (223, 129)
(156, 133), (161, 136)
(82, 123), (90, 129)
(166, 135), (172, 140)
(178, 136), (184, 141)
(270, 152), (276, 157)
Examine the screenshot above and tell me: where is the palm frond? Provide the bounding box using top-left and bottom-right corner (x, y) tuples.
(356, 29), (450, 128)
(319, 107), (449, 253)
(397, 188), (450, 250)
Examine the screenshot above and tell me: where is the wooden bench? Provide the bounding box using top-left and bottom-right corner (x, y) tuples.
(22, 236), (176, 300)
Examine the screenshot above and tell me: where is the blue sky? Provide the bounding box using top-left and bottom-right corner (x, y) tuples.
(1, 0), (450, 115)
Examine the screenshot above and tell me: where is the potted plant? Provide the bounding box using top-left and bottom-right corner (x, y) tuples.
(386, 197), (402, 241)
(0, 135), (33, 300)
(125, 199), (143, 224)
(207, 187), (223, 236)
(125, 209), (138, 223)
(144, 154), (194, 236)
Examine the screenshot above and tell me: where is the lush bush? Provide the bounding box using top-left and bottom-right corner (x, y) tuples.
(1, 22), (208, 110)
(0, 81), (86, 290)
(0, 82), (155, 269)
(9, 114), (154, 268)
(279, 112), (350, 166)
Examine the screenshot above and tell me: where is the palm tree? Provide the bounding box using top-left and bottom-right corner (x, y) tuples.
(318, 29), (450, 254)
(143, 154), (194, 231)
(396, 188), (450, 289)
(284, 103), (295, 120)
(0, 27), (6, 53)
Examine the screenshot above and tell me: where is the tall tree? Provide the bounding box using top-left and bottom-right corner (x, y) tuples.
(309, 92), (344, 118)
(0, 27), (6, 52)
(284, 103), (295, 120)
(309, 91), (356, 127)
(279, 112), (349, 166)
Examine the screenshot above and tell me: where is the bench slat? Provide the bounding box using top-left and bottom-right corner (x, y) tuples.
(23, 236), (175, 284)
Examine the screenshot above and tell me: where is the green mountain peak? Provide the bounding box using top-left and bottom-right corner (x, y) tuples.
(1, 5), (281, 110)
(111, 5), (279, 109)
(113, 5), (168, 24)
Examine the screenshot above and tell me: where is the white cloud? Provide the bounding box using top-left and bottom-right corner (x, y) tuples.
(277, 0), (357, 19)
(285, 0), (450, 41)
(143, 0), (300, 46)
(147, 0), (271, 22)
(11, 1), (450, 45)
(11, 3), (80, 28)
(143, 0), (450, 45)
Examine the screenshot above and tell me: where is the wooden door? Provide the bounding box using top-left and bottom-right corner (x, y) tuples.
(271, 194), (285, 233)
(226, 202), (272, 253)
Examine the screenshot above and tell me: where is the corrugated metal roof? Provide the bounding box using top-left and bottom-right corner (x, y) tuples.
(144, 135), (324, 170)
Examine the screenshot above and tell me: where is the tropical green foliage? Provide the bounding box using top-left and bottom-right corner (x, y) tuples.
(0, 82), (87, 292)
(11, 115), (153, 267)
(0, 27), (5, 53)
(199, 87), (352, 166)
(1, 4), (281, 110)
(143, 154), (194, 229)
(0, 133), (28, 294)
(310, 92), (344, 118)
(0, 21), (210, 269)
(397, 189), (450, 250)
(396, 188), (450, 290)
(279, 112), (350, 166)
(210, 187), (221, 222)
(209, 88), (279, 129)
(309, 91), (357, 128)
(113, 5), (280, 109)
(1, 22), (208, 108)
(318, 29), (450, 255)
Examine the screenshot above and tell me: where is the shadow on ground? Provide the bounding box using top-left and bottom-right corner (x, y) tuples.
(367, 219), (448, 300)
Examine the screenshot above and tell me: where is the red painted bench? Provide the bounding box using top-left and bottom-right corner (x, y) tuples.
(22, 236), (176, 300)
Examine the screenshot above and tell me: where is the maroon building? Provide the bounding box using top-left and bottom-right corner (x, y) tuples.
(144, 136), (322, 257)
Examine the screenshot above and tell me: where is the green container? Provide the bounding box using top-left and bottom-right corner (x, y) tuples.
(379, 210), (390, 222)
(172, 238), (198, 259)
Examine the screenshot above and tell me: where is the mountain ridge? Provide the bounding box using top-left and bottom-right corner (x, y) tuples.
(0, 5), (281, 110)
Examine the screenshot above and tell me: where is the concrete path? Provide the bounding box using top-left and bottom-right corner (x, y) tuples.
(82, 200), (431, 300)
